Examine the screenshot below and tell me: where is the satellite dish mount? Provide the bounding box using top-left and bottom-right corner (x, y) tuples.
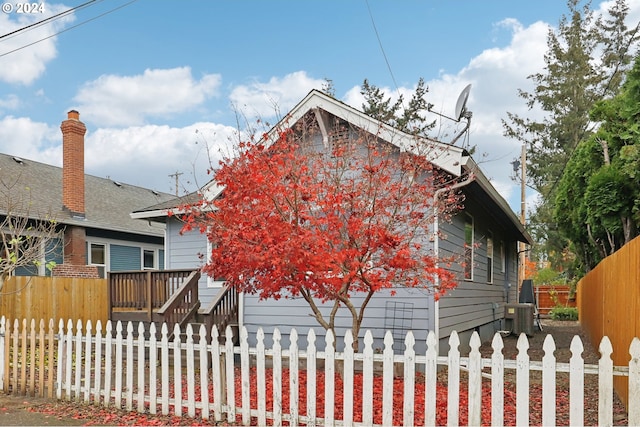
(450, 84), (472, 146)
(427, 84), (473, 146)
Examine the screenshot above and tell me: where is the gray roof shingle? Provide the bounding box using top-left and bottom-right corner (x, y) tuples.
(0, 153), (175, 237)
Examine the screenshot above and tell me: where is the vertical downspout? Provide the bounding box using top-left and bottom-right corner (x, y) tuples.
(433, 173), (474, 351)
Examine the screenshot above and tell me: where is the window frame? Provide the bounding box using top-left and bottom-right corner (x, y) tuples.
(142, 249), (156, 270)
(88, 242), (107, 278)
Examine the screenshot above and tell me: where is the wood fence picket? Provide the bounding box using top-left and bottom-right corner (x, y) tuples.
(0, 316), (638, 426)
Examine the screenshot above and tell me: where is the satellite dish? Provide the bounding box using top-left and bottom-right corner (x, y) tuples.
(454, 84), (472, 121)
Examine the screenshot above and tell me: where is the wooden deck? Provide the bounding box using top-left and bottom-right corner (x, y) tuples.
(108, 269), (238, 341)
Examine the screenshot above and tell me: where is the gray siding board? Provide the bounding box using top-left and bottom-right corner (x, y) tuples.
(437, 191), (519, 345)
(110, 244), (141, 271)
(165, 218), (215, 305)
(242, 287), (433, 353)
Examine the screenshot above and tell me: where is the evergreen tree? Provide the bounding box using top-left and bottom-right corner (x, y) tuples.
(555, 53), (640, 269)
(503, 0), (638, 273)
(361, 77), (436, 137)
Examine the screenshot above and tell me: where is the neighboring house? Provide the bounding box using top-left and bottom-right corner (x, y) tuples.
(0, 110), (175, 279)
(130, 183), (224, 306)
(132, 90), (532, 354)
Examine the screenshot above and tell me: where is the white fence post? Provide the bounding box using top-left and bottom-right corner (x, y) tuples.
(125, 322), (134, 411)
(289, 328), (300, 427)
(198, 324), (210, 420)
(256, 328), (266, 427)
(467, 332), (481, 426)
(103, 321), (113, 407)
(172, 323), (182, 417)
(362, 331), (374, 427)
(137, 322), (146, 414)
(324, 330), (335, 427)
(83, 320), (92, 403)
(64, 319), (73, 400)
(425, 331), (437, 427)
(542, 334), (556, 427)
(273, 328), (283, 427)
(516, 333), (530, 427)
(343, 331), (354, 427)
(114, 321), (123, 409)
(55, 319), (64, 400)
(490, 333), (504, 427)
(447, 331), (460, 427)
(306, 329), (317, 427)
(569, 335), (585, 427)
(403, 331), (416, 427)
(381, 331), (394, 427)
(160, 323), (169, 415)
(240, 326), (250, 425)
(598, 336), (614, 427)
(94, 320), (103, 406)
(629, 337), (640, 426)
(224, 325), (236, 423)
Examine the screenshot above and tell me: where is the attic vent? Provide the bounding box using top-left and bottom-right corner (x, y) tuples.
(113, 181), (123, 187)
(12, 156), (24, 165)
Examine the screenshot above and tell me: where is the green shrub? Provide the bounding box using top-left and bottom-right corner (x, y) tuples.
(549, 306), (578, 321)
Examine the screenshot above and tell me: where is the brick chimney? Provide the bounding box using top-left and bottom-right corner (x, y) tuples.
(60, 110), (86, 217)
(59, 110), (91, 269)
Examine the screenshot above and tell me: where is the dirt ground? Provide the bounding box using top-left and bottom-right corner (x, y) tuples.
(0, 318), (628, 426)
(0, 394), (86, 426)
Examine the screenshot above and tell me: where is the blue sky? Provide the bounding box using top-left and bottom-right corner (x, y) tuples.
(1, 0), (639, 213)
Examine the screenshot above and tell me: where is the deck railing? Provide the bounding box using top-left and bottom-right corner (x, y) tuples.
(156, 271), (201, 329)
(200, 285), (239, 341)
(108, 269), (199, 322)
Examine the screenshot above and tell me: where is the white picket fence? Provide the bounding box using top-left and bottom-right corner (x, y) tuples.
(0, 317), (639, 426)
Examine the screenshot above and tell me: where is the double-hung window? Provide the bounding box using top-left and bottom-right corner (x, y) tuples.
(486, 233), (494, 283)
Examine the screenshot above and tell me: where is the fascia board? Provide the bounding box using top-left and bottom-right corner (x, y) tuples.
(463, 156), (533, 244)
(265, 90), (465, 176)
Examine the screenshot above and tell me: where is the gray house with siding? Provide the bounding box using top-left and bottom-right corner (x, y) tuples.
(132, 90), (531, 354)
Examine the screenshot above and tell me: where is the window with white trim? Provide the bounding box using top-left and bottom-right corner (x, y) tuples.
(486, 233), (494, 283)
(89, 243), (106, 278)
(143, 249), (155, 270)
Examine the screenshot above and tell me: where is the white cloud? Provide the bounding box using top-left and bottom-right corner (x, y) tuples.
(73, 67), (222, 127)
(0, 115), (238, 194)
(0, 4), (74, 85)
(229, 71), (325, 120)
(0, 116), (60, 161)
(339, 18), (551, 213)
(84, 122), (239, 193)
(0, 94), (21, 112)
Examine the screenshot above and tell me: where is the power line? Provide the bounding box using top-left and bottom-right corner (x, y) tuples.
(0, 0), (100, 41)
(0, 0), (139, 58)
(364, 0), (400, 97)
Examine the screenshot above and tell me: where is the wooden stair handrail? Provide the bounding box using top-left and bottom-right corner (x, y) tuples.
(200, 284), (239, 339)
(157, 270), (201, 329)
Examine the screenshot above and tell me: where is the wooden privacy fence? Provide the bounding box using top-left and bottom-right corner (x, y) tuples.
(0, 276), (108, 325)
(578, 234), (640, 409)
(535, 285), (576, 315)
(1, 318), (639, 426)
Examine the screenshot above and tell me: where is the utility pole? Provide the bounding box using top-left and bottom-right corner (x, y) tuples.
(168, 171), (183, 196)
(518, 144), (527, 289)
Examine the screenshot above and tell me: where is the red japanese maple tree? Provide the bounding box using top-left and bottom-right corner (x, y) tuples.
(181, 119), (465, 349)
